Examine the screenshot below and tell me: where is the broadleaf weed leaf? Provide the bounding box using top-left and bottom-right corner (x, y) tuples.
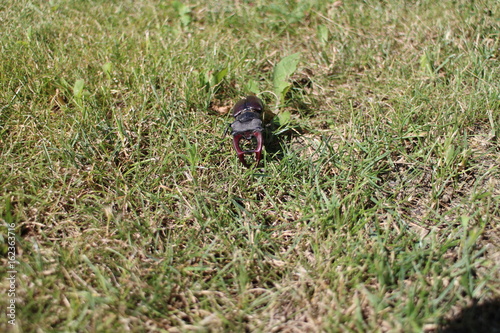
(273, 53), (300, 103)
(73, 79), (84, 99)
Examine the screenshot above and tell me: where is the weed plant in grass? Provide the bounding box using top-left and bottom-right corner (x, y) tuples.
(0, 0), (499, 332)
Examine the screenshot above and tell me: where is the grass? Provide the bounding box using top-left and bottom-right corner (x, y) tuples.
(0, 0), (499, 332)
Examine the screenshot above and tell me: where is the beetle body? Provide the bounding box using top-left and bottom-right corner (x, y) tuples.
(230, 96), (265, 167)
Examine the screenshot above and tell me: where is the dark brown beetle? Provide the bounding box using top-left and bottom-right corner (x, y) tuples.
(230, 96), (265, 167)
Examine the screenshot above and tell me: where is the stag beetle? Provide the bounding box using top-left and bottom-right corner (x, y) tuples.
(230, 95), (265, 167)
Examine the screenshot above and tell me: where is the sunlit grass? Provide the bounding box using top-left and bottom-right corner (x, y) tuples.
(1, 0), (499, 332)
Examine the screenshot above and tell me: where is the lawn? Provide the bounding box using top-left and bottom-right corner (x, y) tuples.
(0, 0), (499, 332)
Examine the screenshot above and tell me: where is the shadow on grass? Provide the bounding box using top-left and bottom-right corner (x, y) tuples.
(438, 298), (500, 333)
(263, 122), (306, 164)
